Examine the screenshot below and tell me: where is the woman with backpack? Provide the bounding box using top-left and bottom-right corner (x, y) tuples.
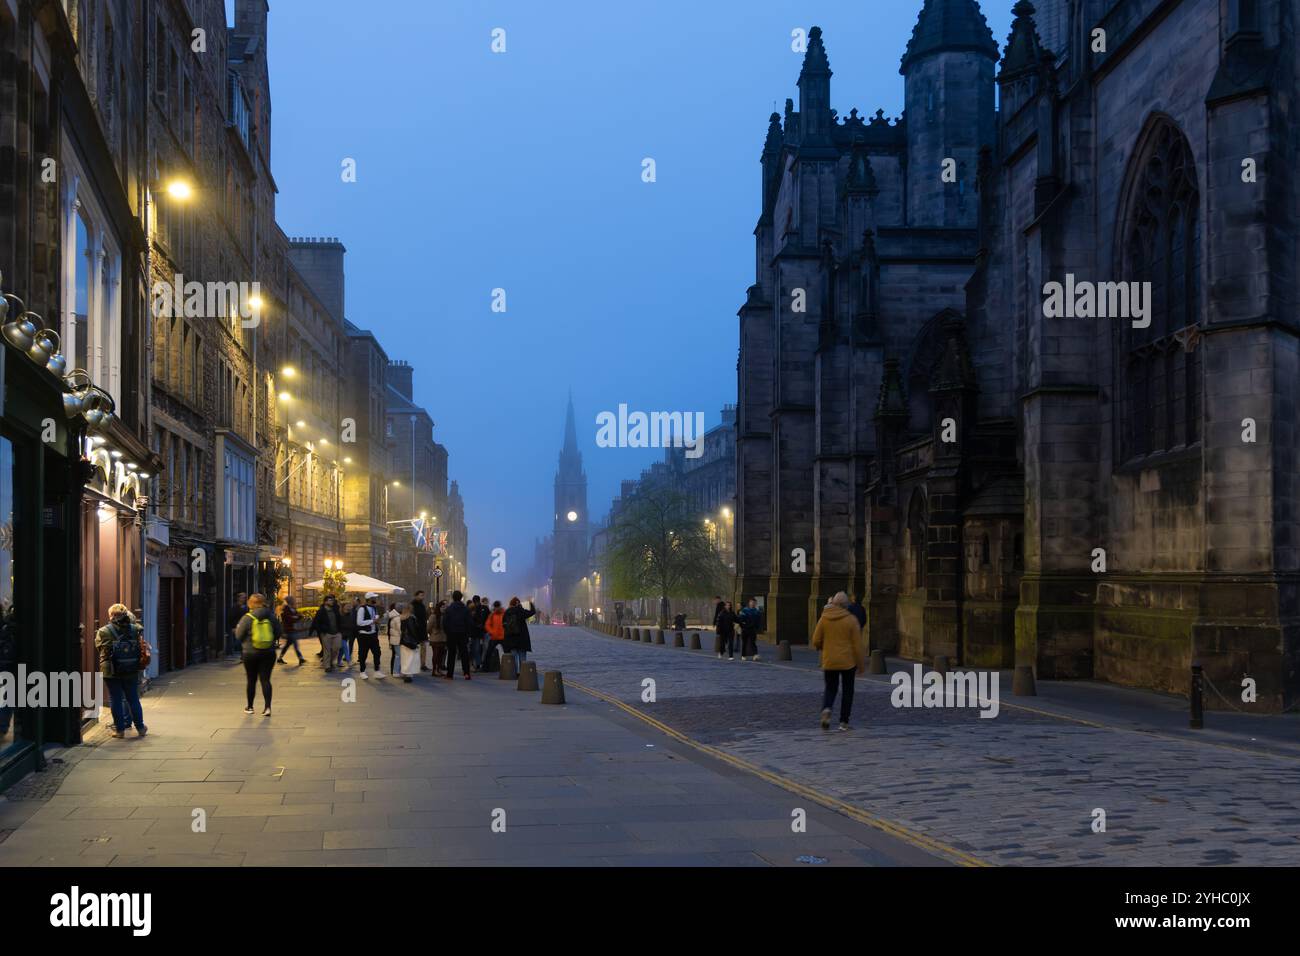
(501, 597), (536, 672)
(95, 603), (147, 738)
(234, 593), (283, 716)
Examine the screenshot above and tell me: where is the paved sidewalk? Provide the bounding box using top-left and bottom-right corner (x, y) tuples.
(555, 625), (1300, 866)
(0, 640), (941, 867)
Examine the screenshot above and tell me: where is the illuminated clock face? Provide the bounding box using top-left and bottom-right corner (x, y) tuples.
(566, 510), (578, 522)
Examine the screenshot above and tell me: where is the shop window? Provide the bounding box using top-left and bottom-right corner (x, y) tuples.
(0, 437), (24, 757)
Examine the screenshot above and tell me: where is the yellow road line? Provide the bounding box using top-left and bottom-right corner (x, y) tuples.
(563, 676), (990, 868)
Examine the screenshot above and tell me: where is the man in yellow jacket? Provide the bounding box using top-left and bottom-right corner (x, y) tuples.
(811, 591), (867, 731)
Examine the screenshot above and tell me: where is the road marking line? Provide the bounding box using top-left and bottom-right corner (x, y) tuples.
(563, 676), (989, 868)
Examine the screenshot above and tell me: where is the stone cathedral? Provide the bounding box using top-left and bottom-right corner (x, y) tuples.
(735, 0), (1299, 709)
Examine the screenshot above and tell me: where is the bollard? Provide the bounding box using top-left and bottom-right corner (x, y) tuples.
(777, 640), (792, 661)
(689, 632), (702, 650)
(1012, 665), (1036, 696)
(517, 661), (539, 692)
(674, 631), (685, 648)
(1190, 662), (1204, 729)
(869, 649), (886, 675)
(499, 654), (518, 681)
(933, 654), (948, 674)
(541, 670), (566, 704)
(655, 629), (665, 645)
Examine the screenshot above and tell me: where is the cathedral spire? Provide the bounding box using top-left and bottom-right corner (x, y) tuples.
(899, 0), (1000, 74)
(797, 26), (835, 150)
(1000, 0), (1045, 81)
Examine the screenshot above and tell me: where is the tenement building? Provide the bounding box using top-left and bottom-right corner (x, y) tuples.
(734, 0), (1299, 709)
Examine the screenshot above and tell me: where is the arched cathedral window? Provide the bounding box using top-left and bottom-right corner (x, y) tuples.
(1118, 121), (1202, 461)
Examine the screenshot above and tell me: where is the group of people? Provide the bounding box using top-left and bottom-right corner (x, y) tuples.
(221, 588), (539, 715)
(711, 596), (764, 661)
(707, 591), (869, 731)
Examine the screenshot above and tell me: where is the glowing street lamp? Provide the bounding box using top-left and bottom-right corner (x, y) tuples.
(164, 178), (194, 201)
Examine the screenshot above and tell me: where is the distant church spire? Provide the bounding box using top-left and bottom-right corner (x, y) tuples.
(559, 389), (582, 473)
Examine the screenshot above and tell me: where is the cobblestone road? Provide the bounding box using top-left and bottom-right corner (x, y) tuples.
(533, 626), (1300, 866)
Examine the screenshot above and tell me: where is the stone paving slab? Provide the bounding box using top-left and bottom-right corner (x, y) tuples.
(540, 625), (1300, 866)
(0, 638), (939, 867)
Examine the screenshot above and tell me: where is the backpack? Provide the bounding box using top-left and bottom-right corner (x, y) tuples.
(504, 611), (522, 637)
(109, 625), (141, 674)
(248, 614), (275, 650)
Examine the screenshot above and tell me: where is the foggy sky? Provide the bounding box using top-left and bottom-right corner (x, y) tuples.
(260, 0), (1013, 594)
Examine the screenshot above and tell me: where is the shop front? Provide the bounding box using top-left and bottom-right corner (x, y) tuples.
(0, 333), (82, 789)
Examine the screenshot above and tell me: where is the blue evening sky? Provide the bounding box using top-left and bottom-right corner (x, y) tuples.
(243, 0), (1014, 595)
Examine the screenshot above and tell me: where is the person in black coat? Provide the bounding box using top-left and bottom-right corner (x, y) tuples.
(715, 601), (738, 661)
(441, 591), (473, 680)
(411, 590), (430, 671)
(502, 597), (536, 672)
(310, 595), (344, 672)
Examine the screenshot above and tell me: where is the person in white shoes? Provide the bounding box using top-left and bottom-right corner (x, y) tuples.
(738, 597), (763, 661)
(355, 593), (384, 679)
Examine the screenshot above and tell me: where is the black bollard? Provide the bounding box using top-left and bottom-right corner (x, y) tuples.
(517, 661), (539, 692)
(541, 670), (565, 704)
(777, 640), (792, 661)
(673, 631), (685, 648)
(869, 649), (886, 675)
(654, 629), (665, 644)
(1190, 662), (1204, 729)
(499, 654), (518, 681)
(689, 632), (702, 650)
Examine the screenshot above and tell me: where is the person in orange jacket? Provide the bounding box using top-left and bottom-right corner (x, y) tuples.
(483, 601), (506, 670)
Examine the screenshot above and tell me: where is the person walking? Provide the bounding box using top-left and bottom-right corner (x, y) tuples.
(235, 594), (283, 716)
(716, 601), (738, 660)
(738, 597), (762, 662)
(847, 594), (867, 629)
(482, 600), (505, 672)
(811, 591), (866, 731)
(311, 595), (344, 673)
(501, 597), (536, 672)
(469, 596), (489, 671)
(411, 590), (430, 671)
(96, 603), (147, 738)
(225, 592), (248, 658)
(355, 593), (384, 679)
(398, 605), (423, 683)
(278, 595), (306, 665)
(427, 600), (447, 676)
(442, 590), (472, 680)
(339, 599), (357, 670)
(385, 602), (403, 676)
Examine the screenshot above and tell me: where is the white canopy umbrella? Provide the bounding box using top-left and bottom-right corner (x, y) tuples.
(302, 572), (406, 595)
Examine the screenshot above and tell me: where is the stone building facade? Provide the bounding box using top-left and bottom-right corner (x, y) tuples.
(735, 0), (1300, 709)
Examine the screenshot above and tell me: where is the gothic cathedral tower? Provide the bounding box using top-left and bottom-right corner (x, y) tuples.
(551, 392), (589, 616)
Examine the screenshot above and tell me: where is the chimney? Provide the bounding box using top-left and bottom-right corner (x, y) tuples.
(234, 0), (269, 37)
(288, 238), (347, 325)
(388, 360), (413, 400)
